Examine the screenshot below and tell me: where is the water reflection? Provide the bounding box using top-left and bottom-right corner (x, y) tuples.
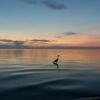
(0, 49), (100, 68)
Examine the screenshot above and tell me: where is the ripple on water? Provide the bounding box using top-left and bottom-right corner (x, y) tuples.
(0, 69), (100, 100)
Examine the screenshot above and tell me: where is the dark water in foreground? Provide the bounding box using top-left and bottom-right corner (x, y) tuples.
(0, 49), (100, 100)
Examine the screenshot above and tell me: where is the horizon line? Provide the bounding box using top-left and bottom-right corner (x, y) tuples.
(0, 45), (100, 49)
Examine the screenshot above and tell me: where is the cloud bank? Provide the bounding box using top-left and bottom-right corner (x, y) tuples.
(21, 0), (67, 10)
(43, 0), (67, 10)
(56, 32), (79, 38)
(0, 39), (14, 42)
(62, 32), (78, 35)
(32, 39), (50, 43)
(0, 39), (24, 47)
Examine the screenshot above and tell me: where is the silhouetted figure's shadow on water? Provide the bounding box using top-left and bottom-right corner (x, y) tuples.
(53, 55), (60, 69)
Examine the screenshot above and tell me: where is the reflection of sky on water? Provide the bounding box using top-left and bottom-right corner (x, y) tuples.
(0, 49), (100, 69)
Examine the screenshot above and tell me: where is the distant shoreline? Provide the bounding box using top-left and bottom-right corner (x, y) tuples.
(0, 46), (100, 49)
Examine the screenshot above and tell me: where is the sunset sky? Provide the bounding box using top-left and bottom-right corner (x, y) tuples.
(0, 0), (100, 47)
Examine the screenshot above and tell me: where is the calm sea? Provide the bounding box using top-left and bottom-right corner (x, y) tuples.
(0, 49), (100, 100)
(0, 49), (100, 69)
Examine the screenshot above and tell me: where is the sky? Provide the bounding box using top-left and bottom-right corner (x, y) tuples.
(0, 0), (100, 48)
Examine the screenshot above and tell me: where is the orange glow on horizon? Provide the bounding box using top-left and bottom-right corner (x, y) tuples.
(23, 40), (100, 47)
(0, 33), (100, 47)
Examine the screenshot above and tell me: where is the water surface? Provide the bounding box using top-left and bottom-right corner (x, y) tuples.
(0, 49), (100, 100)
